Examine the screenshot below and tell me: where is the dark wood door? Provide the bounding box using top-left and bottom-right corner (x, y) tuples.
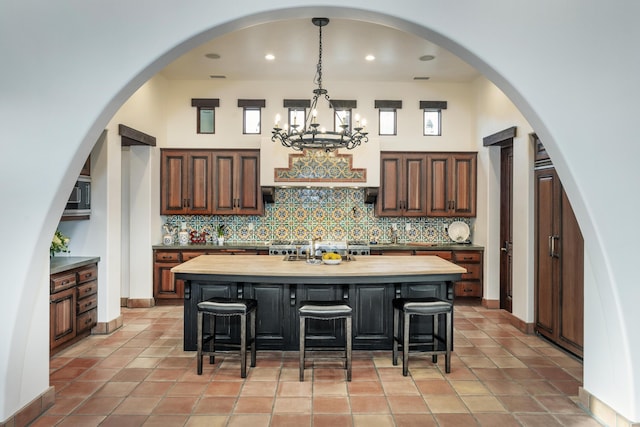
(153, 262), (184, 300)
(450, 153), (477, 216)
(535, 167), (560, 341)
(559, 190), (584, 355)
(212, 151), (236, 214)
(403, 153), (428, 216)
(246, 283), (291, 349)
(186, 152), (212, 214)
(236, 151), (263, 214)
(500, 145), (513, 312)
(426, 153), (450, 216)
(377, 153), (404, 216)
(50, 287), (77, 350)
(351, 285), (394, 349)
(160, 150), (211, 214)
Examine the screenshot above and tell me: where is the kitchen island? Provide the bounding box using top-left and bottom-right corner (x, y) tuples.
(172, 255), (465, 351)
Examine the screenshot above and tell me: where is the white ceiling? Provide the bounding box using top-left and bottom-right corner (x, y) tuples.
(159, 18), (480, 83)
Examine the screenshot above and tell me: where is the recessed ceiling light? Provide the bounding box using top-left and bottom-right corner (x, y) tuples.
(209, 75), (226, 79)
(419, 55), (435, 61)
(204, 53), (221, 59)
(265, 54), (275, 61)
(365, 54), (375, 61)
(413, 76), (430, 80)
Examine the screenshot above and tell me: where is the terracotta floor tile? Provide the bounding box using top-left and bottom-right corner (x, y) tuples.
(349, 396), (389, 413)
(515, 413), (564, 426)
(269, 413), (312, 427)
(273, 396), (312, 413)
(98, 414), (147, 427)
(226, 414), (271, 427)
(95, 381), (139, 397)
(110, 368), (152, 382)
(56, 415), (106, 426)
(166, 381), (207, 396)
(352, 414), (395, 427)
(460, 395), (507, 413)
(312, 414), (354, 427)
(415, 379), (455, 395)
(126, 357), (162, 369)
(203, 380), (243, 396)
(55, 381), (104, 398)
(433, 413), (480, 426)
(381, 380), (420, 396)
(241, 380), (277, 396)
(498, 395), (546, 413)
(555, 414), (604, 426)
(347, 380), (384, 395)
(313, 381), (348, 396)
(74, 396), (124, 415)
(483, 379), (528, 395)
(313, 396), (350, 413)
(393, 413), (437, 427)
(193, 396), (236, 414)
(423, 395), (469, 413)
(536, 395), (584, 413)
(44, 396), (86, 415)
(518, 380), (563, 395)
(77, 367), (119, 381)
(386, 395), (429, 413)
(277, 380), (313, 396)
(141, 415), (189, 426)
(152, 396), (199, 414)
(112, 396), (161, 414)
(474, 413), (522, 427)
(50, 366), (89, 381)
(184, 415), (228, 427)
(449, 380), (491, 395)
(234, 396), (274, 413)
(29, 414), (65, 427)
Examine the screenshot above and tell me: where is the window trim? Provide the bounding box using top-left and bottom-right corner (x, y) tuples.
(378, 108), (397, 136)
(423, 109), (441, 136)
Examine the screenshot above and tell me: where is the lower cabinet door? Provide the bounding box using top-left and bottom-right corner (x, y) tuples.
(77, 308), (97, 333)
(246, 284), (291, 350)
(50, 287), (77, 350)
(351, 285), (394, 349)
(296, 284), (345, 348)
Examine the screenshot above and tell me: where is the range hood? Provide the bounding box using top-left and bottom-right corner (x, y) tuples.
(259, 137), (380, 189)
(261, 186), (378, 204)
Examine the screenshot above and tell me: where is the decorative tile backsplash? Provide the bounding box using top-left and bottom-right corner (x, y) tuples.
(274, 150), (366, 182)
(163, 187), (472, 244)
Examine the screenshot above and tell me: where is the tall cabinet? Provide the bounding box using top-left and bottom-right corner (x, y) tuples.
(534, 142), (584, 357)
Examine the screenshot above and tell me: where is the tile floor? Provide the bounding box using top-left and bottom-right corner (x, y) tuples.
(36, 304), (603, 426)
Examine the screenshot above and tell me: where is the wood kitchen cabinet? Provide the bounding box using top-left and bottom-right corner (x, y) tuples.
(426, 152), (477, 217)
(415, 249), (483, 299)
(212, 150), (263, 215)
(50, 261), (98, 354)
(160, 149), (212, 215)
(376, 152), (428, 217)
(535, 164), (584, 357)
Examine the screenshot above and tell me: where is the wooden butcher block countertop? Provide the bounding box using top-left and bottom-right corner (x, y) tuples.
(171, 254), (466, 278)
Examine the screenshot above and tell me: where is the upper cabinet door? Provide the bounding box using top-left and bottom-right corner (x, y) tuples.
(426, 152), (476, 217)
(160, 149), (212, 215)
(212, 150), (263, 215)
(376, 152), (428, 217)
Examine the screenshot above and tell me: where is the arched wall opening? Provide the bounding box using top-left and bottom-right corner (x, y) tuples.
(1, 2), (635, 422)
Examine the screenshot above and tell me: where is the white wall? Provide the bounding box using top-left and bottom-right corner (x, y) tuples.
(1, 0), (639, 422)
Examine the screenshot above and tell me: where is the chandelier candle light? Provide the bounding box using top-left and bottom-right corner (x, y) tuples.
(272, 18), (368, 152)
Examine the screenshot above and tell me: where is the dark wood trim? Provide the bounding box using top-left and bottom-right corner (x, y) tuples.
(191, 98), (220, 108)
(374, 100), (402, 109)
(419, 101), (448, 110)
(483, 126), (517, 147)
(118, 124), (156, 146)
(237, 99), (266, 108)
(331, 99), (357, 109)
(283, 99), (310, 108)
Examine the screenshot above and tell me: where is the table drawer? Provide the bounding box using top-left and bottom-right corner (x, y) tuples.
(77, 265), (98, 284)
(454, 282), (482, 297)
(155, 251), (181, 262)
(77, 280), (97, 298)
(458, 263), (482, 280)
(77, 294), (97, 314)
(77, 308), (97, 333)
(50, 272), (76, 293)
(453, 251), (482, 263)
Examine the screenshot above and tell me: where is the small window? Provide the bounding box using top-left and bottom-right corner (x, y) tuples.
(423, 109), (441, 136)
(379, 109), (397, 136)
(197, 107), (215, 134)
(334, 109), (351, 132)
(289, 108), (306, 133)
(243, 107), (261, 134)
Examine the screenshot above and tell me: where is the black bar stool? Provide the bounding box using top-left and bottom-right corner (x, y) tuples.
(196, 297), (257, 378)
(392, 297), (453, 376)
(298, 300), (352, 382)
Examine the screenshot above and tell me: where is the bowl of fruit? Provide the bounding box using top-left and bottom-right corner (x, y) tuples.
(322, 252), (343, 265)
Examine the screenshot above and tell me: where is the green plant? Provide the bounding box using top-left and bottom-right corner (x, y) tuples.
(216, 224), (225, 237)
(50, 230), (70, 257)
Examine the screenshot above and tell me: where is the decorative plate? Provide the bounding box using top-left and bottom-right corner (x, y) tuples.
(448, 221), (470, 243)
(322, 259), (342, 265)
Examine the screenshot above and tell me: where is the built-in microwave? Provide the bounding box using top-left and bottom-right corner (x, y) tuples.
(63, 176), (91, 217)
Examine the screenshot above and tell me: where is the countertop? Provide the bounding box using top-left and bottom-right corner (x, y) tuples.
(171, 254), (466, 278)
(153, 242), (484, 251)
(50, 256), (101, 274)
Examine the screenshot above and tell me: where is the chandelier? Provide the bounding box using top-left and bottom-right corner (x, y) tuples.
(272, 17), (368, 152)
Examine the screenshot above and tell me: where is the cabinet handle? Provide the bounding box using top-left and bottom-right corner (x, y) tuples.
(290, 286), (296, 306)
(548, 235), (560, 258)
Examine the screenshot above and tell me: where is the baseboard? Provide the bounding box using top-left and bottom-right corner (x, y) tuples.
(120, 298), (156, 308)
(92, 314), (123, 335)
(579, 387), (640, 426)
(481, 298), (500, 309)
(502, 310), (535, 334)
(0, 386), (55, 427)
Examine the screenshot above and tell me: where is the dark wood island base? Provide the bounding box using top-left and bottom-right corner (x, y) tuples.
(173, 255), (465, 352)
